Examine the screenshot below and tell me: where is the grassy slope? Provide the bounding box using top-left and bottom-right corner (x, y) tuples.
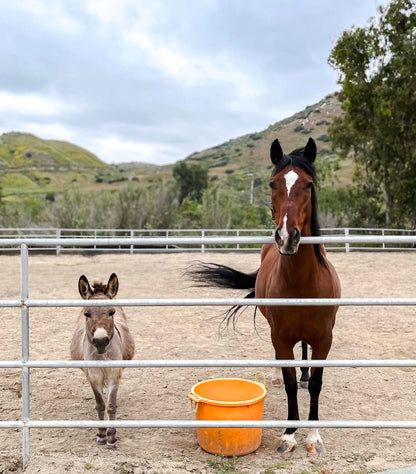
(0, 93), (349, 203)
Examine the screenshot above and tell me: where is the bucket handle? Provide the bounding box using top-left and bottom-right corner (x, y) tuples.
(255, 370), (267, 389)
(188, 392), (200, 413)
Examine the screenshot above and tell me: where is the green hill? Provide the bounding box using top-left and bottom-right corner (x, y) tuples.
(0, 132), (106, 169)
(0, 93), (348, 204)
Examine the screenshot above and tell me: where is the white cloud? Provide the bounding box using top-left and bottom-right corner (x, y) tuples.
(89, 136), (178, 164)
(0, 92), (71, 117)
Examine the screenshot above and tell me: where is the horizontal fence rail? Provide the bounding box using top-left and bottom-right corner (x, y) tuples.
(0, 227), (414, 253)
(0, 235), (415, 469)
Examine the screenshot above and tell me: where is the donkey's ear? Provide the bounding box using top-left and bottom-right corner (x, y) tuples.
(304, 138), (317, 162)
(78, 275), (92, 300)
(270, 139), (284, 165)
(106, 273), (119, 299)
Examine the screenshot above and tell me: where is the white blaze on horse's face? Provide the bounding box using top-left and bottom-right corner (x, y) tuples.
(284, 170), (299, 197)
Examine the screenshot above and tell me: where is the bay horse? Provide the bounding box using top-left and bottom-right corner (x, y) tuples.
(188, 138), (340, 454)
(70, 273), (135, 447)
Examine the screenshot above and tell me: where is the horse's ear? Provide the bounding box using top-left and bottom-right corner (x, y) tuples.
(106, 273), (119, 299)
(270, 139), (284, 165)
(78, 275), (92, 300)
(304, 138), (317, 162)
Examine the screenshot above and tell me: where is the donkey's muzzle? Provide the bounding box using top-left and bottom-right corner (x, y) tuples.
(275, 227), (301, 255)
(93, 336), (110, 354)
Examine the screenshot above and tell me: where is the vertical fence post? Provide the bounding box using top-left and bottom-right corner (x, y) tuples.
(345, 228), (350, 253)
(21, 243), (30, 469)
(201, 230), (205, 253)
(130, 230), (134, 254)
(56, 229), (61, 256)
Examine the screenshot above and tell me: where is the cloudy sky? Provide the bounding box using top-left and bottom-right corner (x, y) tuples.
(0, 0), (387, 165)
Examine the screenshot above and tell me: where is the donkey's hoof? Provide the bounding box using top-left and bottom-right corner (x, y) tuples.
(96, 436), (107, 445)
(277, 440), (296, 454)
(306, 441), (325, 455)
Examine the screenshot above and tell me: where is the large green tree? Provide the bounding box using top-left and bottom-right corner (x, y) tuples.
(172, 161), (209, 204)
(328, 0), (416, 226)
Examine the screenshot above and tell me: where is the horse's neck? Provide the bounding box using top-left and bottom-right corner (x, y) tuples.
(276, 243), (324, 283)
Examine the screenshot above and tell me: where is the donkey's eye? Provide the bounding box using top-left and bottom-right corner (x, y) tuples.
(84, 311), (91, 318)
(109, 309), (115, 317)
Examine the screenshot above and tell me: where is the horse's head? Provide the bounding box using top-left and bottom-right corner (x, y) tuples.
(78, 273), (119, 354)
(269, 137), (318, 255)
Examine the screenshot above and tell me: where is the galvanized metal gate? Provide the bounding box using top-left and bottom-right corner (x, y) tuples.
(0, 234), (416, 469)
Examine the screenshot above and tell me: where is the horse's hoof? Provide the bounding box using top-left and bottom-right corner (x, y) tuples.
(306, 441), (325, 455)
(277, 440), (296, 454)
(106, 442), (117, 450)
(96, 436), (107, 445)
(299, 380), (309, 389)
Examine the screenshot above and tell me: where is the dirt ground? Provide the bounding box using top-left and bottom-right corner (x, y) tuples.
(0, 251), (415, 474)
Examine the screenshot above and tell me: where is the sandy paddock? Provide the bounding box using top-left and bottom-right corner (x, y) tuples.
(0, 251), (415, 474)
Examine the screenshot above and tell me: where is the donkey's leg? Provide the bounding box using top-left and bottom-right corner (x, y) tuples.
(276, 345), (299, 454)
(106, 375), (120, 447)
(272, 352), (283, 387)
(91, 384), (107, 445)
(305, 342), (331, 455)
(300, 342), (310, 389)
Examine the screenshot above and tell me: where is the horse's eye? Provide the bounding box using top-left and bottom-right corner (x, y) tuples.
(306, 182), (313, 189)
(109, 309), (115, 317)
(269, 182), (275, 189)
(84, 311), (91, 318)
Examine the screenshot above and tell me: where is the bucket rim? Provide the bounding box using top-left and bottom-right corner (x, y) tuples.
(189, 377), (267, 407)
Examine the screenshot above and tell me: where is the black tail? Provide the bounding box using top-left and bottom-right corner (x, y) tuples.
(186, 262), (258, 290)
(186, 262), (258, 330)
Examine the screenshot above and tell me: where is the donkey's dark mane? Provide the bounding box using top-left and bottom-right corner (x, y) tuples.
(272, 146), (326, 267)
(92, 282), (107, 294)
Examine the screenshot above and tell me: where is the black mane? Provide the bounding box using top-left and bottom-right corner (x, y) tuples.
(272, 146), (326, 267)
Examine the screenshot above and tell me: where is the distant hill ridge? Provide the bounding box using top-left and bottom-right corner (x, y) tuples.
(184, 93), (341, 178)
(0, 131), (106, 170)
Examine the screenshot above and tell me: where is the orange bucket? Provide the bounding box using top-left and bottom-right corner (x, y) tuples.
(188, 375), (267, 456)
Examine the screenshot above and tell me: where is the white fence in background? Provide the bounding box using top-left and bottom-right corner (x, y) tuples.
(0, 227), (414, 253)
(0, 234), (416, 469)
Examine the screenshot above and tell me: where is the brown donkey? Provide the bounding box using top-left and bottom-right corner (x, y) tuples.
(70, 273), (135, 447)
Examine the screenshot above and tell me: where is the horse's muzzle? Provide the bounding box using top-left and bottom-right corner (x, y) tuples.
(275, 227), (301, 255)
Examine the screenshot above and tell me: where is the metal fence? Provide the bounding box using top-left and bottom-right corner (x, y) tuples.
(1, 234), (416, 469)
(0, 227), (414, 253)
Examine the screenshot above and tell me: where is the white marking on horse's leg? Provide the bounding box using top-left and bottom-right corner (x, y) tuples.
(93, 327), (109, 339)
(277, 432), (297, 453)
(306, 428), (325, 454)
(284, 170), (299, 197)
(272, 366), (283, 387)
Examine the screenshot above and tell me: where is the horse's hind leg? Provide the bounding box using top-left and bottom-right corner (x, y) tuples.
(299, 342), (310, 388)
(91, 384), (107, 445)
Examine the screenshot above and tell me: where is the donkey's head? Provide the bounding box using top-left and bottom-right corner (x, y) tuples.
(78, 273), (119, 354)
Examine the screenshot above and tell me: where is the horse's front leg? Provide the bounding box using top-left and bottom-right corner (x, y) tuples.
(306, 340), (332, 455)
(106, 374), (120, 448)
(306, 366), (325, 454)
(276, 344), (299, 453)
(91, 384), (107, 445)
